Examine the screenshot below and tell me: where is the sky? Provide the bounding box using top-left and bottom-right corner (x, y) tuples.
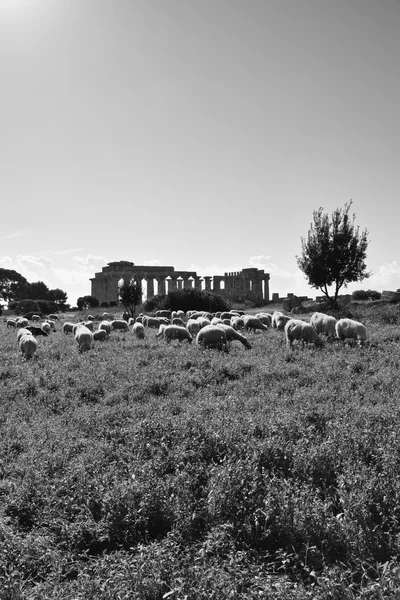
(1, 0), (400, 306)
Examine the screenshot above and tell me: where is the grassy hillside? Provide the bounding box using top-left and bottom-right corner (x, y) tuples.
(1, 304), (400, 598)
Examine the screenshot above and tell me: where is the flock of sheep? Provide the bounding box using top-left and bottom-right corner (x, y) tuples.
(6, 308), (368, 360)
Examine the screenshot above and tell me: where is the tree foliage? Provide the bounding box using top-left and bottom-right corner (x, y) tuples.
(77, 295), (100, 310)
(144, 288), (230, 313)
(0, 268), (28, 301)
(119, 277), (143, 318)
(297, 201), (370, 306)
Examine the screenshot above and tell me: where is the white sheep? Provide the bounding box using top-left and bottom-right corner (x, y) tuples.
(211, 317), (224, 326)
(217, 324), (252, 349)
(74, 325), (93, 351)
(310, 312), (337, 340)
(16, 318), (29, 328)
(176, 310), (185, 320)
(231, 316), (244, 330)
(157, 325), (193, 343)
(84, 320), (94, 331)
(128, 317), (135, 326)
(132, 322), (145, 339)
(196, 317), (212, 330)
(110, 319), (129, 332)
(43, 320), (56, 332)
(99, 321), (112, 335)
(19, 333), (38, 360)
(41, 322), (51, 334)
(7, 319), (16, 328)
(48, 313), (59, 321)
(196, 325), (228, 351)
(17, 327), (33, 342)
(101, 312), (113, 320)
(143, 316), (163, 329)
(255, 312), (272, 327)
(171, 317), (185, 327)
(242, 315), (269, 333)
(285, 319), (324, 349)
(63, 322), (75, 334)
(186, 318), (201, 338)
(93, 329), (107, 341)
(31, 314), (40, 322)
(271, 312), (291, 331)
(335, 318), (367, 345)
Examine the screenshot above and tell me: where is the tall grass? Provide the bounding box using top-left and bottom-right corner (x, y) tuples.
(1, 305), (400, 598)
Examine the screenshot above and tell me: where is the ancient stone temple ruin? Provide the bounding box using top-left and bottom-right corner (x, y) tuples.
(90, 261), (270, 305)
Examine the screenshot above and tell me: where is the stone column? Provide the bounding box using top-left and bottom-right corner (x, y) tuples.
(157, 277), (166, 296)
(213, 276), (223, 292)
(252, 277), (263, 301)
(146, 276), (154, 298)
(264, 275), (270, 302)
(183, 277), (192, 290)
(168, 275), (178, 292)
(194, 276), (202, 291)
(203, 276), (212, 291)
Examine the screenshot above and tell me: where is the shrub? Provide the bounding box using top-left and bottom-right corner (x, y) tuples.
(145, 289), (230, 313)
(100, 302), (109, 308)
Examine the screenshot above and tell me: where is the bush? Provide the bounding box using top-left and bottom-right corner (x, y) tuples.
(144, 289), (230, 313)
(109, 301), (118, 307)
(100, 302), (109, 308)
(352, 290), (382, 301)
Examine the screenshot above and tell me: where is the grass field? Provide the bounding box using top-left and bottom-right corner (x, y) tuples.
(1, 303), (400, 599)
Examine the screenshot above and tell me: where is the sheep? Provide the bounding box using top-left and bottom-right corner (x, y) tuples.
(196, 325), (228, 351)
(231, 316), (244, 330)
(242, 315), (269, 333)
(196, 317), (212, 330)
(132, 322), (145, 339)
(17, 328), (33, 342)
(211, 317), (224, 326)
(171, 317), (185, 327)
(25, 326), (49, 337)
(101, 312), (113, 320)
(99, 321), (112, 335)
(41, 322), (51, 334)
(156, 310), (171, 319)
(43, 320), (56, 332)
(335, 318), (367, 345)
(31, 314), (40, 322)
(143, 316), (163, 329)
(157, 325), (193, 343)
(7, 319), (16, 328)
(110, 319), (129, 332)
(19, 333), (38, 360)
(83, 320), (94, 331)
(93, 329), (107, 341)
(176, 310), (185, 320)
(16, 318), (29, 328)
(271, 312), (291, 331)
(310, 312), (337, 340)
(63, 322), (75, 334)
(128, 317), (135, 326)
(186, 318), (201, 338)
(74, 325), (93, 352)
(216, 324), (252, 349)
(285, 319), (324, 349)
(255, 312), (272, 327)
(48, 313), (59, 321)
(87, 315), (95, 321)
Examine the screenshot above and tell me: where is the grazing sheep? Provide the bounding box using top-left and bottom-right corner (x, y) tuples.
(156, 310), (171, 319)
(128, 317), (135, 326)
(63, 322), (75, 334)
(217, 324), (252, 349)
(335, 318), (367, 345)
(17, 328), (33, 342)
(231, 316), (244, 330)
(196, 325), (228, 351)
(255, 313), (272, 327)
(16, 318), (29, 328)
(101, 312), (113, 320)
(171, 317), (185, 327)
(83, 320), (94, 331)
(93, 329), (107, 341)
(25, 326), (49, 337)
(285, 319), (324, 349)
(31, 314), (40, 322)
(41, 322), (51, 334)
(243, 315), (269, 333)
(157, 325), (193, 343)
(211, 317), (224, 326)
(7, 319), (16, 328)
(75, 325), (93, 351)
(196, 317), (212, 330)
(43, 320), (56, 332)
(19, 333), (38, 360)
(186, 318), (201, 338)
(176, 310), (185, 320)
(48, 313), (59, 321)
(111, 319), (129, 332)
(271, 312), (291, 331)
(99, 321), (112, 335)
(143, 316), (163, 329)
(310, 312), (337, 340)
(132, 322), (145, 339)
(87, 315), (95, 321)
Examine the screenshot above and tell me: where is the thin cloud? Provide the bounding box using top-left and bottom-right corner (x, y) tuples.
(0, 229), (30, 241)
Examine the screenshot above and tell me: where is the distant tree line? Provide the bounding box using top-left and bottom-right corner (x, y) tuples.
(0, 268), (69, 314)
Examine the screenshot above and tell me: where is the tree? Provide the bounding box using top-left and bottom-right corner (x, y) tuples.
(297, 201), (370, 307)
(77, 295), (100, 310)
(119, 277), (143, 318)
(0, 268), (28, 301)
(25, 281), (50, 300)
(48, 288), (68, 307)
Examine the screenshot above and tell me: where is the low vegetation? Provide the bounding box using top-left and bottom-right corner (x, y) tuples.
(1, 303), (400, 598)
